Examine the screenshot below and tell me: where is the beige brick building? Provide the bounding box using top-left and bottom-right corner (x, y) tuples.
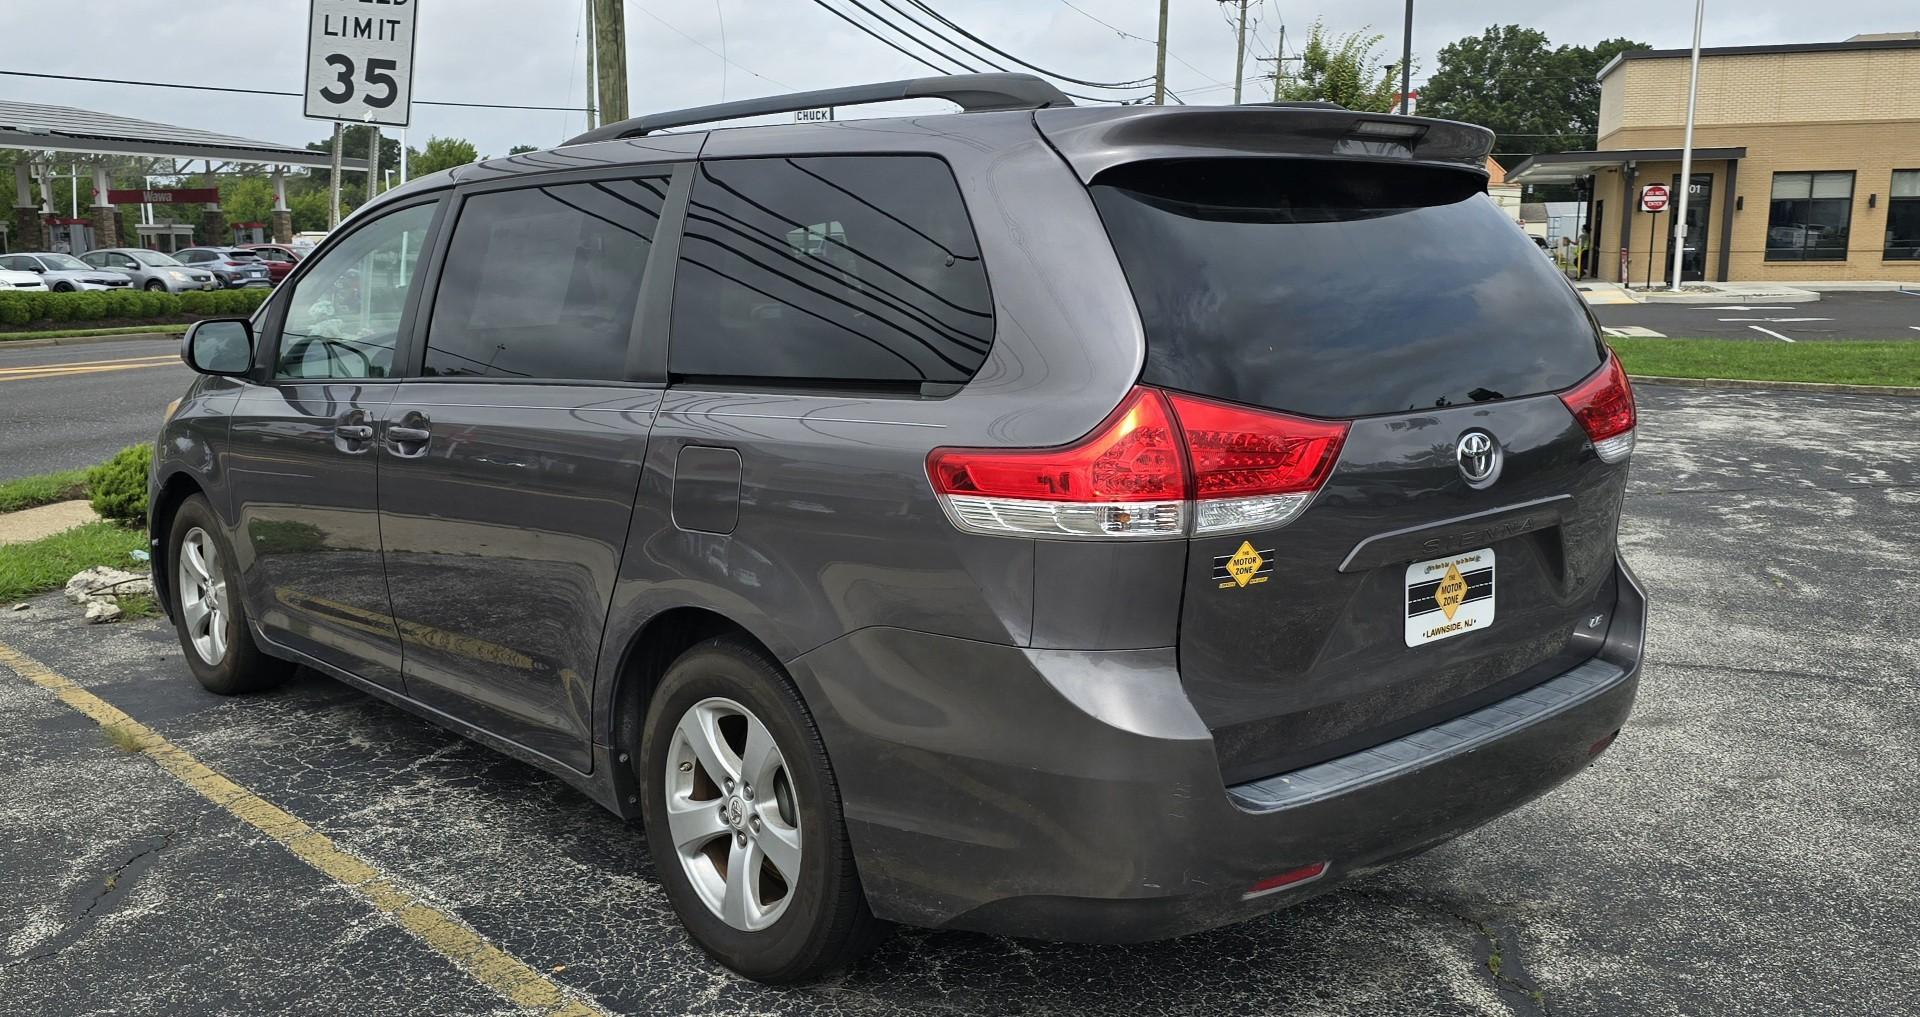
(1508, 34), (1920, 285)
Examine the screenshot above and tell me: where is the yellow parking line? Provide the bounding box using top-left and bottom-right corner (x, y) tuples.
(0, 354), (179, 375)
(0, 362), (180, 383)
(0, 641), (606, 1017)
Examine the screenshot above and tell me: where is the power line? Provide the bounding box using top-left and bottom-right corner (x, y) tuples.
(630, 2), (797, 90)
(899, 0), (1152, 88)
(1051, 0), (1231, 88)
(0, 69), (587, 112)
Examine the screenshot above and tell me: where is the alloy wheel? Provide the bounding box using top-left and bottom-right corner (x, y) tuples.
(664, 696), (803, 932)
(176, 527), (230, 666)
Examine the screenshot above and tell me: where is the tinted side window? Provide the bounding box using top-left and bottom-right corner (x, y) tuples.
(424, 178), (665, 381)
(276, 202), (434, 380)
(670, 156), (993, 386)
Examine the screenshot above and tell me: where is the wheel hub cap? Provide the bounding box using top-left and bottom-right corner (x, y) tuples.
(664, 696), (802, 932)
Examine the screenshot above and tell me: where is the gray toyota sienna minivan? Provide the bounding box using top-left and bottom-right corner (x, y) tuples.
(152, 74), (1645, 982)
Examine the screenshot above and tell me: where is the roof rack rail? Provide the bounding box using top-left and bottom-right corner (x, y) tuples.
(563, 73), (1074, 146)
(1245, 100), (1348, 110)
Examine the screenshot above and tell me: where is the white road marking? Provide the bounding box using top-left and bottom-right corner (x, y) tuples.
(1748, 325), (1796, 343)
(1702, 305), (1795, 311)
(1602, 326), (1666, 338)
(1715, 317), (1831, 323)
(1910, 326), (1920, 332)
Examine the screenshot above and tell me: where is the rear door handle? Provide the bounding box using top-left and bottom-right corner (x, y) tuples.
(387, 426), (430, 442)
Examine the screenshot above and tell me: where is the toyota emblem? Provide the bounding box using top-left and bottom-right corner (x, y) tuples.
(1456, 431), (1502, 488)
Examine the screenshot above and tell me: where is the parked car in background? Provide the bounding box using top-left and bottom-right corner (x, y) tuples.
(0, 266), (47, 291)
(0, 252), (133, 291)
(238, 242), (304, 283)
(79, 248), (220, 293)
(173, 247), (273, 288)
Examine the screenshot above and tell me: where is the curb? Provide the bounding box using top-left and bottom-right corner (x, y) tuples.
(1627, 374), (1920, 397)
(0, 332), (182, 350)
(1636, 290), (1820, 304)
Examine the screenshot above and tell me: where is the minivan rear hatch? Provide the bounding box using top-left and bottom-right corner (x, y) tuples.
(1045, 108), (1633, 785)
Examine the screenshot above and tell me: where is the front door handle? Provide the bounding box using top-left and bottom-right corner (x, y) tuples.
(387, 426), (430, 443)
(334, 424), (374, 441)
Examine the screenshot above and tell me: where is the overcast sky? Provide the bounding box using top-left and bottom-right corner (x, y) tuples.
(1, 0), (1913, 164)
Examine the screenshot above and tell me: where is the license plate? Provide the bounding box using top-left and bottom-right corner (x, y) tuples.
(1405, 548), (1495, 647)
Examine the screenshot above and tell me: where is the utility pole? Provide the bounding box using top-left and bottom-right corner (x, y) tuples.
(584, 0), (600, 129)
(1258, 24), (1295, 102)
(1669, 0), (1706, 290)
(327, 122), (343, 230)
(1227, 0), (1249, 104)
(593, 0), (628, 124)
(1153, 0), (1169, 105)
(366, 125), (381, 203)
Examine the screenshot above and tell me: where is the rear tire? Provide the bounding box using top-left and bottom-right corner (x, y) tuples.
(167, 495), (291, 695)
(639, 638), (882, 983)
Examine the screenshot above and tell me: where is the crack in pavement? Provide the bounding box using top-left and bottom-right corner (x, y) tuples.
(10, 817), (199, 966)
(1354, 888), (1551, 1017)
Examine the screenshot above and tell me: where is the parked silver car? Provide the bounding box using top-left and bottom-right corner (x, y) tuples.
(79, 247), (219, 293)
(172, 247), (273, 288)
(0, 252), (133, 291)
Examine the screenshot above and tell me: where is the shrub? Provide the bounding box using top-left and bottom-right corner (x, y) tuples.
(86, 444), (152, 524)
(0, 285), (269, 330)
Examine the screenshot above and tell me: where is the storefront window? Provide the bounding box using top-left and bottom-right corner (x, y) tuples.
(1766, 171), (1853, 261)
(1886, 170), (1920, 261)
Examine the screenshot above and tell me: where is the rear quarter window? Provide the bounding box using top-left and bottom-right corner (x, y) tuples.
(668, 155), (994, 387)
(1091, 158), (1603, 418)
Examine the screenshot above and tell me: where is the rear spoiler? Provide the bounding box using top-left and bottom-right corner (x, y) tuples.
(1034, 106), (1494, 183)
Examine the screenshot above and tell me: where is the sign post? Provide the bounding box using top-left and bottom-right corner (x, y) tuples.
(1640, 184), (1670, 290)
(305, 0), (418, 129)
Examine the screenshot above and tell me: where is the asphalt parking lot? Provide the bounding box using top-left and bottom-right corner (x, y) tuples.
(1592, 289), (1920, 341)
(2, 384), (1916, 1017)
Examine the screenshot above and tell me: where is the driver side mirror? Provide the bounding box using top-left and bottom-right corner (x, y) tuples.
(182, 318), (254, 376)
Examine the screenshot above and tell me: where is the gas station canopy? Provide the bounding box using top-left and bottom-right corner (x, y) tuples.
(0, 99), (366, 169)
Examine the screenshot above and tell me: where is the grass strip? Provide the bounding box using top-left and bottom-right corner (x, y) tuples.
(0, 325), (188, 342)
(0, 469), (89, 514)
(0, 521), (148, 602)
(1609, 338), (1920, 388)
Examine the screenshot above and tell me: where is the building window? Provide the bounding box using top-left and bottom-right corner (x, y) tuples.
(1887, 170), (1920, 261)
(1766, 171), (1853, 262)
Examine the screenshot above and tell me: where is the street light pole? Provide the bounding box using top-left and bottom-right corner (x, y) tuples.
(1669, 0), (1706, 291)
(1399, 0), (1413, 114)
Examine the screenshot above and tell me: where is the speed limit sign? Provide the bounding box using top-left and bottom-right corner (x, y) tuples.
(305, 0), (418, 127)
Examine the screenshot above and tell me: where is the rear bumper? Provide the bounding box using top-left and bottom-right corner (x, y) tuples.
(790, 555), (1646, 941)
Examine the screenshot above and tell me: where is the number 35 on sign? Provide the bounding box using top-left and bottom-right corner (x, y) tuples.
(305, 0), (419, 127)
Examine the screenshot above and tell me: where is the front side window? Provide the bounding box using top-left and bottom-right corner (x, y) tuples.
(275, 202), (434, 380)
(1886, 170), (1920, 261)
(423, 178), (664, 381)
(669, 155), (994, 386)
(41, 253), (90, 271)
(1766, 172), (1854, 261)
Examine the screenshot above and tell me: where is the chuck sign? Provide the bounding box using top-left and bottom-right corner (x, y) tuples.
(305, 0), (419, 127)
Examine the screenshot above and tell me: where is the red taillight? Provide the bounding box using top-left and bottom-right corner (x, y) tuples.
(1559, 352), (1636, 463)
(928, 388), (1188, 537)
(927, 386), (1348, 538)
(1166, 392), (1347, 533)
(225, 260), (247, 267)
(1245, 861), (1329, 898)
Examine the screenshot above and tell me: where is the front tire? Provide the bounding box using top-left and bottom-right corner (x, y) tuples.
(52, 283), (73, 292)
(639, 639), (881, 983)
(167, 495), (291, 695)
(144, 279), (166, 292)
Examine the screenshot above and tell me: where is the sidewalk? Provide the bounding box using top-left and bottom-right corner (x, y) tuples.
(1579, 279), (1919, 306)
(0, 501), (98, 546)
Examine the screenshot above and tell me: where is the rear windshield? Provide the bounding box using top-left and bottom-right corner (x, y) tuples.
(1090, 159), (1603, 418)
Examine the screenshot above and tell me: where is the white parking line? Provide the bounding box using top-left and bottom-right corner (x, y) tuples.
(1715, 317), (1830, 323)
(1910, 326), (1920, 332)
(1703, 305), (1795, 311)
(1602, 326), (1666, 338)
(1748, 325), (1796, 343)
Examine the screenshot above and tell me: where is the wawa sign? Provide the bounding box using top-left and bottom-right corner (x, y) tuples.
(106, 188), (221, 205)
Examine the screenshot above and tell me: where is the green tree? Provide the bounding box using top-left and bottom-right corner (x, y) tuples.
(508, 144), (539, 155)
(220, 175), (275, 225)
(288, 190), (334, 233)
(1421, 26), (1648, 158)
(304, 126), (401, 204)
(1280, 20), (1398, 113)
(408, 136), (484, 176)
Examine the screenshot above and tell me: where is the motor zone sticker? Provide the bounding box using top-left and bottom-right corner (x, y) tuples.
(1405, 548), (1495, 646)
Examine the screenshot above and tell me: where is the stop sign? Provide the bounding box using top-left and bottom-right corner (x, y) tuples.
(1641, 184), (1671, 212)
